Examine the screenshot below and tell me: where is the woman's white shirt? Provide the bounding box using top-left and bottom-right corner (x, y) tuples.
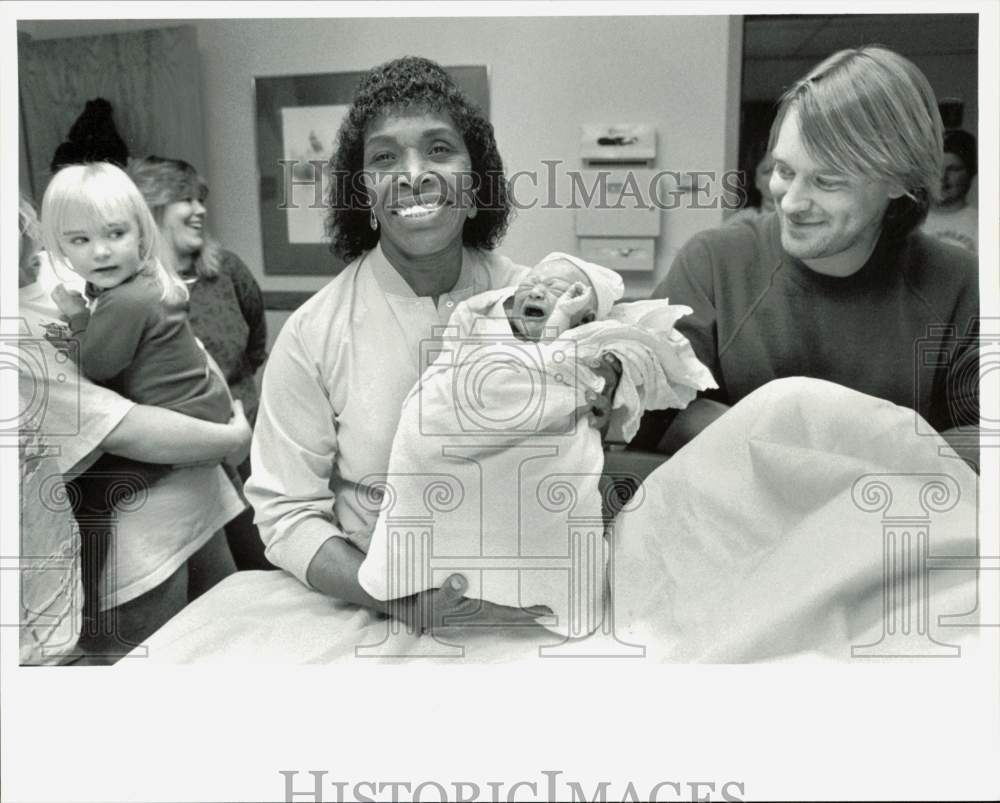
(100, 464), (243, 610)
(246, 243), (527, 587)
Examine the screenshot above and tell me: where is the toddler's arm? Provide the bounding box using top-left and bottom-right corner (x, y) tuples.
(51, 284), (90, 334)
(53, 282), (150, 382)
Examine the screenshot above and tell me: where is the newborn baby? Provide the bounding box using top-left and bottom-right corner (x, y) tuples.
(457, 252), (627, 423)
(505, 254), (605, 341)
(358, 253), (716, 637)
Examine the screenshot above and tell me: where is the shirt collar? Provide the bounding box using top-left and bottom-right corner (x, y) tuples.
(366, 241), (488, 301)
(772, 213), (897, 293)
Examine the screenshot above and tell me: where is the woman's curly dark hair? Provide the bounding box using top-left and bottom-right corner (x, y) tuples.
(326, 56), (512, 261)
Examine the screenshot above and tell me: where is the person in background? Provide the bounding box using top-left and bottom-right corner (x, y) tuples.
(639, 46), (979, 470)
(50, 97), (129, 172)
(922, 128), (977, 253)
(129, 156), (272, 570)
(726, 137), (775, 224)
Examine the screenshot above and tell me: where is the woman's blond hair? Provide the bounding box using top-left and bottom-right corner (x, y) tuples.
(768, 45), (943, 239)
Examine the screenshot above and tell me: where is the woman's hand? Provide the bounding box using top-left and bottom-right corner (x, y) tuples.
(172, 400), (252, 470)
(386, 574), (552, 634)
(223, 400), (253, 468)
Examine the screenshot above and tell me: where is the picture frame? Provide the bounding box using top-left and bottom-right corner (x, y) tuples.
(253, 66), (490, 276)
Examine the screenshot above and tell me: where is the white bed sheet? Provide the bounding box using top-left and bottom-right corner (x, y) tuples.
(129, 378), (984, 665)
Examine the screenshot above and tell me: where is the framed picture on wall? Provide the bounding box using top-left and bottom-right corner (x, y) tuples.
(253, 66), (490, 276)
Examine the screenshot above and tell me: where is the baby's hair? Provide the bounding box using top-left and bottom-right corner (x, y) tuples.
(40, 162), (187, 303)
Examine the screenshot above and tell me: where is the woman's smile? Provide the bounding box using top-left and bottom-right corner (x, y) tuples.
(181, 212), (204, 234)
(392, 199), (450, 220)
(162, 198), (207, 257)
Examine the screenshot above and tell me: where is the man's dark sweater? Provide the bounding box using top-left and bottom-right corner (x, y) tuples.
(646, 212), (979, 439)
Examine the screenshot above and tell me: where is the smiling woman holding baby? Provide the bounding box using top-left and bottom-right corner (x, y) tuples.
(247, 56), (707, 636)
(247, 57), (553, 631)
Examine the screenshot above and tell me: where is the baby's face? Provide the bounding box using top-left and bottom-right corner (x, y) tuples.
(512, 259), (597, 340)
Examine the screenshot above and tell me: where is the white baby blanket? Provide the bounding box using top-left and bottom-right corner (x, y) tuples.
(357, 297), (715, 636)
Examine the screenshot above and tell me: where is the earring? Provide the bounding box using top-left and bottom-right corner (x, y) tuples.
(467, 205), (478, 220)
(370, 209), (378, 231)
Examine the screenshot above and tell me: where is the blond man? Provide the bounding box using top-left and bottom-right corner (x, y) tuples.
(643, 46), (979, 468)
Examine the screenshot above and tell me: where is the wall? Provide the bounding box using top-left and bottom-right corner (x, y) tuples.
(19, 16), (741, 339)
(19, 26), (206, 201)
(192, 16), (739, 300)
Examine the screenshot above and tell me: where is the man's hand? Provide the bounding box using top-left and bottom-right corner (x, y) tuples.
(584, 353), (623, 434)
